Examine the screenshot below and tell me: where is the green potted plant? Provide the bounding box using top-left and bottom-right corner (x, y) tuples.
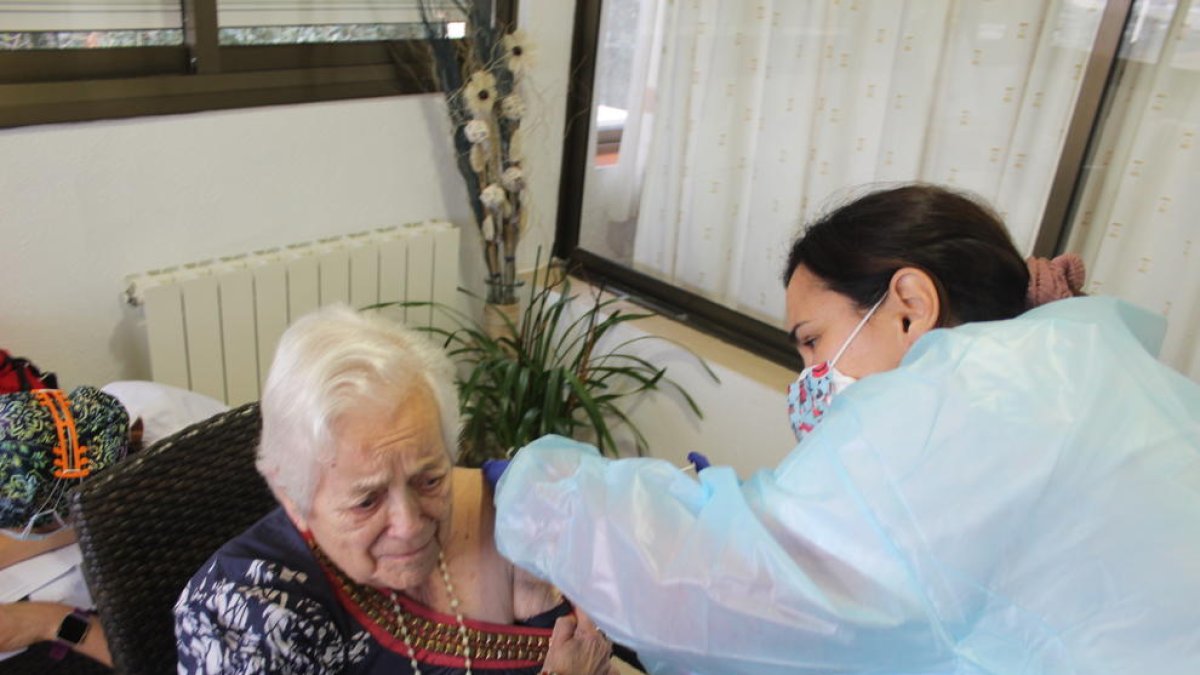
(372, 264), (718, 466)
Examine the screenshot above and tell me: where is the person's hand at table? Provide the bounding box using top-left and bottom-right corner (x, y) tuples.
(0, 601), (53, 653)
(0, 601), (111, 666)
(540, 610), (618, 675)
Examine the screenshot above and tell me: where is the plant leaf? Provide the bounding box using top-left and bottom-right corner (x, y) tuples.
(564, 370), (616, 456)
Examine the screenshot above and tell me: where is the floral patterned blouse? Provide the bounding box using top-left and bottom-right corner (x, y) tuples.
(174, 507), (567, 674)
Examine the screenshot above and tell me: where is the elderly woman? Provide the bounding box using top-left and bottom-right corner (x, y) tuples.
(174, 304), (613, 674)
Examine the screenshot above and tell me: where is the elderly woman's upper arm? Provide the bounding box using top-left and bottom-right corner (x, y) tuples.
(512, 564), (564, 621)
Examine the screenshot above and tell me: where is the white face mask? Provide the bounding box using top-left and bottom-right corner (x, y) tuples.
(786, 294), (885, 442)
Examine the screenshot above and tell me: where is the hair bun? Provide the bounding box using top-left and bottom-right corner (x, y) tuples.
(1026, 253), (1086, 308)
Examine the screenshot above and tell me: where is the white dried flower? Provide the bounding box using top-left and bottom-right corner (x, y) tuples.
(481, 215), (496, 241)
(469, 144), (487, 173)
(509, 127), (525, 159)
(502, 30), (534, 78)
(501, 166), (525, 192)
(480, 184), (508, 210)
(500, 95), (526, 121)
(463, 70), (497, 117)
(463, 119), (490, 144)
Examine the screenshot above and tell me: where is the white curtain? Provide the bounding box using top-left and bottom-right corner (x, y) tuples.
(1066, 0), (1200, 380)
(578, 0), (662, 261)
(589, 0), (1105, 323)
(216, 1), (460, 28)
(0, 1), (461, 31)
(0, 1), (180, 30)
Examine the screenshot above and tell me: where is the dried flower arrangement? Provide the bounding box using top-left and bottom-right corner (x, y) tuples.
(419, 1), (532, 306)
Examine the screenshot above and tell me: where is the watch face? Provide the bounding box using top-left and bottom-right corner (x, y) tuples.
(56, 612), (90, 645)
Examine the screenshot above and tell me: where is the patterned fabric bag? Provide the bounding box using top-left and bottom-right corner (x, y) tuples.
(0, 386), (129, 535)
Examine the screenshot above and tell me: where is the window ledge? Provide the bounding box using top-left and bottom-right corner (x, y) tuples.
(517, 268), (794, 391)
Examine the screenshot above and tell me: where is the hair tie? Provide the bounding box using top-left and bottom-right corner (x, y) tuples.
(1026, 253), (1086, 308)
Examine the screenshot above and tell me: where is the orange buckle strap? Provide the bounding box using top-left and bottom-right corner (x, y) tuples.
(34, 390), (91, 480)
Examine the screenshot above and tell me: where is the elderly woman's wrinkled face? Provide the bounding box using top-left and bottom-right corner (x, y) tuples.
(297, 387), (452, 591)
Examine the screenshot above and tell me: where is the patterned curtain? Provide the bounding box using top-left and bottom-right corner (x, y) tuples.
(1066, 0), (1200, 380)
(585, 0), (1105, 323)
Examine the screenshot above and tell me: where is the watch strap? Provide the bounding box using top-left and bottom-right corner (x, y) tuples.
(49, 607), (94, 661)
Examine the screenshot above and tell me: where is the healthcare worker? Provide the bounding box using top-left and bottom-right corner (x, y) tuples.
(492, 184), (1200, 674)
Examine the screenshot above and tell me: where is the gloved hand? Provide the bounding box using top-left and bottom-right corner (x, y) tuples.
(482, 458), (511, 489)
(686, 451), (711, 472)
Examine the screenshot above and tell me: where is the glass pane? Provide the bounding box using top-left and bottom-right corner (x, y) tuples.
(1065, 0), (1200, 380)
(0, 0), (183, 49)
(577, 0), (1107, 325)
(593, 0), (643, 166)
(216, 0), (466, 45)
(218, 22), (432, 45)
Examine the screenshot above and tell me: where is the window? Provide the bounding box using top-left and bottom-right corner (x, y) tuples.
(557, 0), (1135, 368)
(589, 0), (641, 166)
(0, 1), (513, 128)
(0, 1), (183, 50)
(1062, 0), (1200, 380)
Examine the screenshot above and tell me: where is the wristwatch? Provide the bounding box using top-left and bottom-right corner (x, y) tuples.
(49, 607), (94, 660)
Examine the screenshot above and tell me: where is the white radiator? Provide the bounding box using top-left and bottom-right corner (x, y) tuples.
(125, 222), (460, 406)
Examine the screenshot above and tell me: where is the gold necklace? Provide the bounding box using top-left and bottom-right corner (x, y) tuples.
(392, 549), (472, 675)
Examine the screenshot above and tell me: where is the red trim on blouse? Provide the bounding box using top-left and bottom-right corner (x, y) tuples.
(311, 543), (553, 670)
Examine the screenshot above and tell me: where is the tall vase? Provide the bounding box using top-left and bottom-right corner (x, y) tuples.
(482, 279), (524, 343)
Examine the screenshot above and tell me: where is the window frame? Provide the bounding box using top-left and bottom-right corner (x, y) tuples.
(0, 0), (517, 128)
(554, 0), (1133, 370)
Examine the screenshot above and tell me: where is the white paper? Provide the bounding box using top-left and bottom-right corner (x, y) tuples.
(0, 543), (83, 603)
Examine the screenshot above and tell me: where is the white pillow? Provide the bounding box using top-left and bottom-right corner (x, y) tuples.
(100, 381), (229, 446)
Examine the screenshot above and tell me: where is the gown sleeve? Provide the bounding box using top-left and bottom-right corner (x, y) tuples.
(492, 425), (950, 675)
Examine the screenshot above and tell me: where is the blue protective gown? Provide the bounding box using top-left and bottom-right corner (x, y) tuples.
(493, 297), (1200, 674)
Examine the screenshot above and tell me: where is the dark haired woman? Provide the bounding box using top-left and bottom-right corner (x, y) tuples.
(491, 184), (1200, 674)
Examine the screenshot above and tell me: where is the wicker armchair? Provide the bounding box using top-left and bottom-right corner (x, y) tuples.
(67, 402), (276, 675)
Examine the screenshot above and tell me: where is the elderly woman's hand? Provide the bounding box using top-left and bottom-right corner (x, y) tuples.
(541, 611), (618, 675)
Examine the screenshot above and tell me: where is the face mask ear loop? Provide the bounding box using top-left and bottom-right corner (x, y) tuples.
(828, 293), (887, 369)
(21, 480), (70, 537)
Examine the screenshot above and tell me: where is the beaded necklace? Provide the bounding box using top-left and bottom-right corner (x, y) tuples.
(392, 549), (472, 675)
(311, 542), (552, 669)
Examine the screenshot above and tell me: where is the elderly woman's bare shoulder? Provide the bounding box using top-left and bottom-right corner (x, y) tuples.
(447, 467), (562, 622)
(448, 466), (498, 547)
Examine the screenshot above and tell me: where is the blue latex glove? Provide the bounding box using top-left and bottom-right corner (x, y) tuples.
(482, 459), (511, 489)
(686, 451), (711, 471)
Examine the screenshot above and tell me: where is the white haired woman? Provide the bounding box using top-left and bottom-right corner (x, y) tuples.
(174, 304), (614, 675)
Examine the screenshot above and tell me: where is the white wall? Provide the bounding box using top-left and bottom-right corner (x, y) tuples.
(0, 0), (572, 391)
(0, 97), (471, 388)
(563, 290), (798, 477)
(0, 0), (793, 476)
(619, 335), (798, 478)
(511, 0), (574, 269)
